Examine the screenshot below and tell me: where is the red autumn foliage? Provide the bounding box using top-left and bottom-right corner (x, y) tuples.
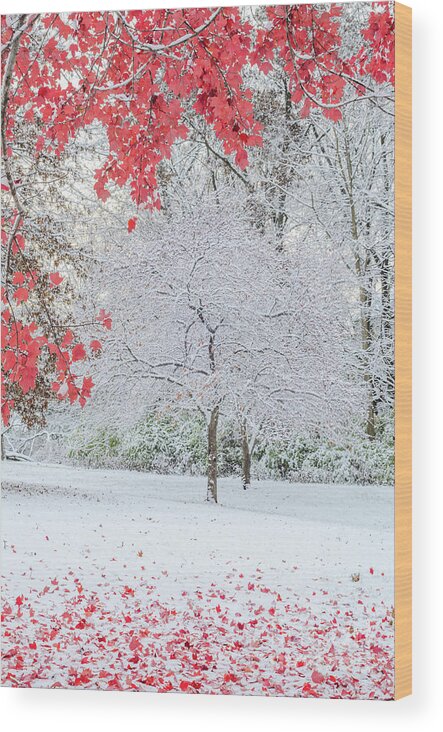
(1, 571), (394, 698)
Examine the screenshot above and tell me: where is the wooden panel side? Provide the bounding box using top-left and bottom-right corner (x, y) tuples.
(394, 1), (412, 701)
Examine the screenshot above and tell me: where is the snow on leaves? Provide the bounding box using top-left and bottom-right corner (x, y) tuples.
(1, 570), (394, 698)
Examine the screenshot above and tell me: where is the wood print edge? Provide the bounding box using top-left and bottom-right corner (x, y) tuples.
(394, 1), (412, 701)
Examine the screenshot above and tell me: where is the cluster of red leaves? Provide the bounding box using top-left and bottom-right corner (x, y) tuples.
(1, 5), (394, 206)
(252, 5), (347, 122)
(1, 572), (394, 698)
(1, 248), (109, 424)
(355, 7), (395, 85)
(1, 9), (264, 208)
(251, 4), (394, 123)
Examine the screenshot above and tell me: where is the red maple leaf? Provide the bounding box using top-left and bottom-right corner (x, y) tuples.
(90, 339), (102, 353)
(311, 670), (325, 684)
(13, 287), (29, 303)
(71, 343), (87, 362)
(127, 217), (137, 233)
(49, 272), (63, 287)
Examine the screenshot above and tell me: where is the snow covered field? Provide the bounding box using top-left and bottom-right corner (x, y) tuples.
(1, 461), (394, 698)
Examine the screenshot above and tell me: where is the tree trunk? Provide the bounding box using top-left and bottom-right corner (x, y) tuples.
(366, 400), (376, 439)
(360, 278), (377, 440)
(344, 139), (378, 441)
(240, 419), (251, 490)
(207, 405), (219, 503)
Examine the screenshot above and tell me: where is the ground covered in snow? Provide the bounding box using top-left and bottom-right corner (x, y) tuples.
(1, 461), (394, 698)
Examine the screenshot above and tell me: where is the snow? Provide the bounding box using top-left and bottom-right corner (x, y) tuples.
(1, 461), (394, 698)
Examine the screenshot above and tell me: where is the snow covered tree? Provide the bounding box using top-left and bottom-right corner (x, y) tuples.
(282, 100), (394, 438)
(86, 184), (359, 500)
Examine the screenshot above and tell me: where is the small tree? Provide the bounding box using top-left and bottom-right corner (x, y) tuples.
(90, 184), (360, 500)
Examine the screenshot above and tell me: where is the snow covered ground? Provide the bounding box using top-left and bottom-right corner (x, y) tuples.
(1, 461), (394, 698)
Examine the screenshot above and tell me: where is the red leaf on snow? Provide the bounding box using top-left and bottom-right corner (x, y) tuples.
(224, 673), (237, 683)
(1, 569), (394, 697)
(127, 217), (137, 233)
(302, 682), (320, 697)
(311, 670), (325, 684)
